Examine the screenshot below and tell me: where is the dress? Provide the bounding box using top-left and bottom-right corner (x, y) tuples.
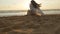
(30, 3), (44, 15)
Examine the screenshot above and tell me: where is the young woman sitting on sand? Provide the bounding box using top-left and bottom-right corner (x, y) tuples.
(28, 0), (44, 16)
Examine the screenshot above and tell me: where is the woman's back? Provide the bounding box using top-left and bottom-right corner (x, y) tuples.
(27, 0), (44, 16)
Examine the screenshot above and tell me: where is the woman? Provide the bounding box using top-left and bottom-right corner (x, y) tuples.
(30, 0), (44, 16)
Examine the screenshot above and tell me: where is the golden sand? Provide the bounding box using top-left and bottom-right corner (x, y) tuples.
(0, 15), (60, 34)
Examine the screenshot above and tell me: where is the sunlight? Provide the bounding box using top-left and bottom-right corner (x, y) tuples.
(22, 0), (30, 10)
(0, 0), (60, 10)
(24, 3), (30, 10)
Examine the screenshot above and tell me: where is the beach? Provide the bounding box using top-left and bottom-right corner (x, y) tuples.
(0, 15), (60, 34)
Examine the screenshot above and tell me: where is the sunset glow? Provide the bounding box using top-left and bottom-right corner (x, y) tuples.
(0, 0), (60, 10)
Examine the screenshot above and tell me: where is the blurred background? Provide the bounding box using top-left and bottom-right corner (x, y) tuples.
(0, 0), (60, 16)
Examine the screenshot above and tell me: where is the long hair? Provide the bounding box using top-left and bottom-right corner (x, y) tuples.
(31, 0), (40, 8)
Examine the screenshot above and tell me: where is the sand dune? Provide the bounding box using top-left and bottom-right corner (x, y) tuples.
(0, 15), (60, 34)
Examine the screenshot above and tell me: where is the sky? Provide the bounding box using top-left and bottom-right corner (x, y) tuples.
(0, 0), (60, 10)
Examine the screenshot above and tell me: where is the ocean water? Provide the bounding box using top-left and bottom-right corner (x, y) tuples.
(0, 10), (60, 17)
(43, 10), (60, 14)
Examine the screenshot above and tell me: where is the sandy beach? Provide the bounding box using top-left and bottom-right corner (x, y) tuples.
(0, 15), (60, 34)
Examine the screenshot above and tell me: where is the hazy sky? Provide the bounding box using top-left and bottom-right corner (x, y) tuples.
(0, 0), (60, 10)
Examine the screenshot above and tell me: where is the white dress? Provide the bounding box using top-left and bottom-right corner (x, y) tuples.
(30, 4), (44, 16)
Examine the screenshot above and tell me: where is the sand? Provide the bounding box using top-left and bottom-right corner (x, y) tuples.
(0, 15), (60, 34)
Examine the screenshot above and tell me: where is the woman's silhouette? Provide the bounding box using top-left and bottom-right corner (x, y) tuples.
(29, 0), (44, 16)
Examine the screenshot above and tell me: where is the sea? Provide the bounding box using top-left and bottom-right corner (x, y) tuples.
(0, 10), (60, 17)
